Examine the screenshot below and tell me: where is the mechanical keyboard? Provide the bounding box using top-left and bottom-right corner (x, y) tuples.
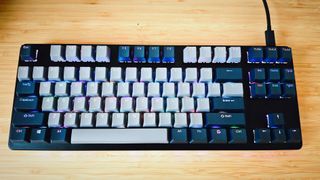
(9, 44), (302, 150)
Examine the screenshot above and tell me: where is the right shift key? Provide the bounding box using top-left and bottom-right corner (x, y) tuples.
(215, 68), (242, 82)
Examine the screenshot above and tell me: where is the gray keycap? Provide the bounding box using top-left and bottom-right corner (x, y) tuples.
(189, 113), (203, 128)
(70, 82), (83, 97)
(89, 97), (102, 112)
(73, 97), (87, 112)
(162, 82), (175, 97)
(79, 67), (91, 81)
(185, 68), (197, 82)
(199, 68), (212, 82)
(166, 98), (179, 112)
(147, 82), (160, 97)
(104, 97), (118, 112)
(140, 67), (153, 82)
(57, 97), (70, 112)
(50, 45), (65, 62)
(81, 45), (95, 62)
(196, 98), (210, 112)
(177, 83), (190, 97)
(32, 66), (45, 81)
(222, 82), (243, 97)
(101, 82), (114, 97)
(174, 113), (188, 128)
(212, 47), (226, 63)
(183, 47), (197, 63)
(96, 113), (109, 127)
(96, 45), (111, 62)
(64, 113), (78, 127)
(110, 67), (122, 82)
(71, 128), (168, 144)
(227, 47), (241, 63)
(143, 113), (157, 127)
(48, 113), (62, 127)
(132, 82), (145, 97)
(127, 113), (141, 127)
(125, 67), (138, 82)
(55, 82), (68, 96)
(181, 97), (194, 112)
(17, 66), (30, 81)
(66, 45), (80, 62)
(63, 67), (77, 81)
(86, 82), (99, 97)
(48, 66), (61, 81)
(135, 97), (149, 112)
(207, 83), (221, 97)
(155, 68), (167, 82)
(95, 67), (107, 81)
(170, 68), (182, 82)
(39, 82), (53, 96)
(112, 113), (125, 128)
(120, 97), (133, 112)
(159, 113), (172, 127)
(151, 97), (164, 112)
(198, 47), (212, 63)
(80, 113), (93, 127)
(42, 97), (55, 111)
(192, 83), (205, 97)
(117, 82), (130, 97)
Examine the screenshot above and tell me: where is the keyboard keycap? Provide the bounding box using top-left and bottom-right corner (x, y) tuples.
(229, 129), (247, 144)
(198, 47), (212, 63)
(215, 68), (242, 82)
(248, 47), (263, 63)
(170, 128), (188, 144)
(189, 113), (203, 128)
(212, 47), (226, 63)
(80, 113), (94, 127)
(118, 46), (131, 62)
(64, 113), (78, 128)
(13, 112), (45, 126)
(104, 97), (118, 112)
(222, 82), (243, 97)
(15, 97), (38, 110)
(120, 97), (133, 112)
(209, 128), (227, 144)
(283, 84), (296, 97)
(177, 83), (190, 97)
(21, 45), (36, 61)
(166, 98), (180, 112)
(250, 83), (266, 98)
(282, 68), (294, 82)
(136, 97), (149, 112)
(125, 67), (138, 82)
(70, 82), (83, 97)
(101, 82), (114, 97)
(148, 46), (160, 63)
(96, 113), (110, 127)
(89, 97), (102, 112)
(185, 68), (197, 82)
(127, 113), (141, 128)
(192, 83), (205, 97)
(181, 97), (194, 112)
(271, 129), (286, 143)
(199, 68), (212, 82)
(79, 67), (92, 81)
(253, 129), (271, 143)
(73, 97), (87, 112)
(16, 81), (35, 95)
(50, 129), (69, 144)
(96, 45), (111, 62)
(117, 82), (130, 97)
(268, 83), (282, 98)
(189, 129), (207, 144)
(48, 113), (62, 127)
(174, 113), (188, 128)
(196, 98), (210, 112)
(10, 127), (29, 143)
(81, 45), (95, 62)
(227, 47), (241, 63)
(249, 68), (265, 82)
(155, 68), (168, 82)
(94, 67), (107, 81)
(17, 66), (30, 81)
(143, 113), (157, 127)
(212, 97), (244, 111)
(151, 97), (164, 112)
(32, 66), (45, 81)
(140, 67), (153, 82)
(65, 45), (80, 62)
(39, 82), (53, 96)
(42, 97), (55, 111)
(110, 67), (123, 82)
(86, 82), (99, 97)
(159, 113), (172, 127)
(278, 47), (292, 63)
(148, 82), (160, 97)
(264, 47), (278, 63)
(132, 82), (145, 97)
(162, 82), (175, 97)
(55, 82), (68, 96)
(71, 129), (168, 144)
(183, 46), (197, 63)
(57, 97), (70, 112)
(112, 113), (125, 128)
(133, 46), (146, 62)
(50, 45), (65, 62)
(267, 113), (285, 128)
(268, 68), (280, 82)
(162, 47), (175, 63)
(30, 128), (48, 143)
(205, 113), (245, 127)
(48, 66), (61, 81)
(170, 68), (183, 82)
(286, 128), (301, 143)
(207, 83), (221, 97)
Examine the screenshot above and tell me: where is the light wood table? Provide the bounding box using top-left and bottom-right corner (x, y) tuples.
(0, 0), (319, 179)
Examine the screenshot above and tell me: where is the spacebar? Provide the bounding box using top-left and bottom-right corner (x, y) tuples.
(71, 128), (169, 144)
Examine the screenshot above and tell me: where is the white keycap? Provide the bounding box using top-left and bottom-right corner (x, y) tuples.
(185, 68), (198, 82)
(112, 113), (125, 128)
(18, 66), (30, 81)
(66, 45), (80, 62)
(143, 113), (157, 127)
(183, 46), (197, 63)
(199, 68), (212, 82)
(81, 45), (94, 62)
(189, 113), (203, 128)
(32, 66), (45, 81)
(162, 82), (175, 97)
(192, 83), (205, 97)
(86, 82), (99, 97)
(117, 82), (130, 97)
(132, 82), (145, 97)
(166, 98), (179, 112)
(127, 113), (141, 127)
(64, 113), (78, 127)
(50, 45), (65, 62)
(147, 82), (160, 97)
(79, 67), (91, 81)
(125, 67), (138, 82)
(198, 47), (212, 63)
(55, 82), (68, 96)
(39, 82), (52, 96)
(48, 66), (61, 81)
(73, 97), (87, 112)
(80, 113), (93, 127)
(227, 47), (241, 63)
(63, 67), (77, 81)
(95, 67), (107, 81)
(57, 97), (70, 112)
(140, 67), (153, 82)
(96, 113), (109, 127)
(212, 47), (227, 63)
(181, 97), (194, 112)
(177, 83), (190, 97)
(159, 113), (172, 127)
(170, 68), (182, 82)
(48, 113), (62, 127)
(120, 97), (133, 112)
(151, 97), (164, 112)
(174, 113), (188, 128)
(110, 67), (122, 82)
(207, 83), (221, 97)
(136, 97), (149, 112)
(89, 97), (102, 112)
(155, 68), (167, 82)
(96, 45), (111, 62)
(70, 82), (83, 97)
(101, 82), (114, 97)
(222, 82), (243, 97)
(196, 98), (210, 112)
(104, 97), (118, 112)
(42, 97), (55, 111)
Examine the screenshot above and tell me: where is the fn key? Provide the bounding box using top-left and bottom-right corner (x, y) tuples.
(51, 129), (70, 143)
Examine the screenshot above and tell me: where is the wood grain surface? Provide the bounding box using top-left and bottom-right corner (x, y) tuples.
(0, 0), (319, 179)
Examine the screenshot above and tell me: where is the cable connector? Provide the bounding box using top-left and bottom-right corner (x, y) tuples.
(265, 30), (275, 46)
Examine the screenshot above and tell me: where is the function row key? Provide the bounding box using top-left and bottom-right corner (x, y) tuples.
(183, 46), (241, 63)
(50, 45), (111, 62)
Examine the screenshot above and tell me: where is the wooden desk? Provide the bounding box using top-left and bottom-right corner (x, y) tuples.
(0, 0), (319, 179)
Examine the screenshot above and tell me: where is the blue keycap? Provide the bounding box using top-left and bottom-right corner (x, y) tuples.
(250, 83), (266, 98)
(268, 68), (280, 82)
(50, 129), (69, 144)
(30, 128), (48, 143)
(268, 83), (282, 98)
(133, 46), (146, 62)
(278, 47), (292, 63)
(264, 47), (278, 63)
(271, 129), (286, 143)
(148, 46), (160, 63)
(253, 129), (271, 144)
(248, 47), (263, 63)
(20, 45), (36, 61)
(267, 113), (285, 128)
(118, 46), (131, 62)
(170, 128), (187, 144)
(162, 46), (175, 63)
(10, 127), (28, 143)
(282, 68), (294, 82)
(205, 113), (246, 127)
(215, 68), (242, 82)
(250, 68), (265, 82)
(209, 128), (227, 144)
(16, 81), (36, 95)
(14, 97), (38, 110)
(286, 129), (301, 143)
(283, 83), (296, 97)
(229, 128), (247, 144)
(13, 112), (45, 127)
(189, 129), (207, 144)
(211, 98), (244, 111)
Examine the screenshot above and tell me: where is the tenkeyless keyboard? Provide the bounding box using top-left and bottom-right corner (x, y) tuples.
(9, 44), (302, 150)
